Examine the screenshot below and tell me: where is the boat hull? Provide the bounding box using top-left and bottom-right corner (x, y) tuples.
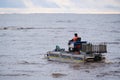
(46, 51), (85, 63)
(46, 51), (105, 63)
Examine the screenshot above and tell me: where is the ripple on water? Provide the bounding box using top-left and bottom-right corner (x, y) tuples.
(0, 73), (30, 76)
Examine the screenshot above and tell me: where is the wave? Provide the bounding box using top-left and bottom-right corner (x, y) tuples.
(0, 73), (30, 76)
(0, 26), (65, 30)
(18, 60), (40, 65)
(56, 20), (75, 23)
(110, 30), (120, 33)
(111, 20), (120, 23)
(105, 42), (120, 44)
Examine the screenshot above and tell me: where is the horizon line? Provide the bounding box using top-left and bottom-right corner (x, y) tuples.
(0, 12), (120, 14)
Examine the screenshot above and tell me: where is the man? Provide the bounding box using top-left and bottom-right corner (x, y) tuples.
(68, 33), (81, 54)
(72, 33), (80, 42)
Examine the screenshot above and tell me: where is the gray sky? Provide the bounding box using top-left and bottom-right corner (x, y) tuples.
(0, 0), (120, 14)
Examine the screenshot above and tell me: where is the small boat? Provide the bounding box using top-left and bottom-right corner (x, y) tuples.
(46, 41), (107, 63)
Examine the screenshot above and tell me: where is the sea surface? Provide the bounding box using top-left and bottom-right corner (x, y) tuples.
(0, 14), (120, 80)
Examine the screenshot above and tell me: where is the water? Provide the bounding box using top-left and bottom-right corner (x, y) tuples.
(0, 14), (120, 80)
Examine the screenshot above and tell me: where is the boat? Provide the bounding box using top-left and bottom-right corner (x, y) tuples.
(46, 41), (107, 63)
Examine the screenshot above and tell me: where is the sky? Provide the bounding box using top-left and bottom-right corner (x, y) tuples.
(0, 0), (120, 14)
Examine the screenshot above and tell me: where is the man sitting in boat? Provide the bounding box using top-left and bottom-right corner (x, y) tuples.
(68, 33), (81, 54)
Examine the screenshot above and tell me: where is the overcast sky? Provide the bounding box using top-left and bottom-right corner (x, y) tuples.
(0, 0), (120, 14)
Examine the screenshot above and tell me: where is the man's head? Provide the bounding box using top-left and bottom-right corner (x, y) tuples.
(74, 33), (78, 37)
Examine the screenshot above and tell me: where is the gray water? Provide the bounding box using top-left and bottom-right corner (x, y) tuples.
(0, 14), (120, 80)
